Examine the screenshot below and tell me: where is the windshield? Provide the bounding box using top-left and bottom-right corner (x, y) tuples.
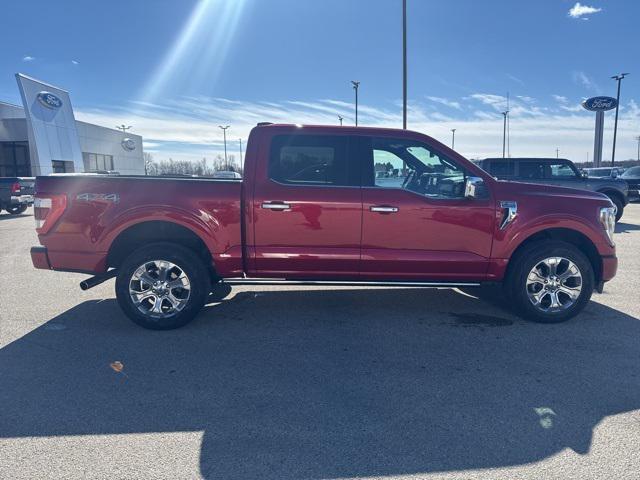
(622, 166), (640, 177)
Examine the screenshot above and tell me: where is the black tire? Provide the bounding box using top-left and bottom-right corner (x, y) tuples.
(6, 204), (28, 215)
(606, 194), (624, 222)
(506, 241), (594, 323)
(115, 242), (211, 330)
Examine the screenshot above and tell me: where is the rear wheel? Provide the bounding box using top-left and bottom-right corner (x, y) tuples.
(115, 242), (211, 330)
(6, 204), (28, 215)
(506, 241), (594, 323)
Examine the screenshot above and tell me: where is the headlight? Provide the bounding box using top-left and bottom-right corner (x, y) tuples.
(599, 206), (616, 245)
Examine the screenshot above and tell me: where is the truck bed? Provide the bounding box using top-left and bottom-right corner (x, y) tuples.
(33, 174), (244, 276)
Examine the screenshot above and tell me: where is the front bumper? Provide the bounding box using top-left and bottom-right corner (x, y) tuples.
(601, 255), (618, 283)
(11, 194), (34, 206)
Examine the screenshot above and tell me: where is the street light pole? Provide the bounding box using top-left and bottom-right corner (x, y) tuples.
(556, 148), (560, 159)
(402, 0), (407, 129)
(611, 73), (629, 166)
(636, 135), (640, 161)
(351, 81), (360, 126)
(501, 111), (508, 158)
(451, 128), (456, 149)
(239, 138), (243, 166)
(115, 124), (131, 134)
(338, 115), (343, 126)
(218, 125), (230, 170)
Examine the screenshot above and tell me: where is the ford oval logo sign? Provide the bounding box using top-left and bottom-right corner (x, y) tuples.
(121, 138), (136, 151)
(36, 91), (63, 109)
(582, 96), (618, 112)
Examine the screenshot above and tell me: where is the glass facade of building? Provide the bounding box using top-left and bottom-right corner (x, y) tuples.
(0, 141), (30, 176)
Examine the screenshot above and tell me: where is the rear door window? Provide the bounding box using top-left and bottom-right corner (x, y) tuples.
(517, 162), (545, 180)
(269, 135), (358, 186)
(487, 161), (515, 177)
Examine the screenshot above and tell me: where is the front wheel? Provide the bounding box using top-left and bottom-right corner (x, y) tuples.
(506, 241), (594, 323)
(6, 204), (28, 215)
(115, 242), (211, 330)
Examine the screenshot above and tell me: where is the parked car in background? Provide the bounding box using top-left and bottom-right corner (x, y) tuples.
(31, 124), (617, 330)
(211, 170), (242, 179)
(620, 166), (640, 202)
(477, 158), (629, 221)
(0, 177), (35, 214)
(583, 167), (624, 179)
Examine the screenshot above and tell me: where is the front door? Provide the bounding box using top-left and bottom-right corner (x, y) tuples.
(251, 132), (362, 278)
(359, 135), (495, 281)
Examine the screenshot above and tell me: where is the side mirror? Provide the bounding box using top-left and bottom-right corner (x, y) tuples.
(465, 176), (485, 199)
(612, 171), (618, 178)
(581, 171), (589, 178)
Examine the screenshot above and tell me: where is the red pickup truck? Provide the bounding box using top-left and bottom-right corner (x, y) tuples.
(31, 124), (618, 329)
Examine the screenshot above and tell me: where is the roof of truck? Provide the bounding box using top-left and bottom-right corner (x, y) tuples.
(482, 157), (572, 162)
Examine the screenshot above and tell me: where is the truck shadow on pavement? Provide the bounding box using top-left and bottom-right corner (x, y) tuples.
(1, 287), (639, 479)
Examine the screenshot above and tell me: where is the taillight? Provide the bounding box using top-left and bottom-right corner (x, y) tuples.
(10, 182), (20, 194)
(34, 194), (67, 234)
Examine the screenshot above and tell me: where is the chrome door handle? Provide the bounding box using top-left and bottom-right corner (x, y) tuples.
(262, 202), (291, 211)
(370, 205), (399, 213)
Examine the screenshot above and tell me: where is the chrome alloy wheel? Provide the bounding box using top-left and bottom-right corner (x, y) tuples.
(128, 260), (191, 318)
(526, 257), (582, 313)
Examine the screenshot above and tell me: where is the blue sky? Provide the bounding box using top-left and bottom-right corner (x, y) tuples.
(1, 0), (638, 163)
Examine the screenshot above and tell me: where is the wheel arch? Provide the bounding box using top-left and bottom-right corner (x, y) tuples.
(597, 188), (624, 203)
(107, 220), (217, 280)
(505, 227), (602, 284)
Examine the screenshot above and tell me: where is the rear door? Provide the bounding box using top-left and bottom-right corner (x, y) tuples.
(359, 134), (495, 281)
(250, 132), (363, 278)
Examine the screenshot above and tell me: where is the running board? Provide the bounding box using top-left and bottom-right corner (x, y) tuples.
(222, 279), (481, 288)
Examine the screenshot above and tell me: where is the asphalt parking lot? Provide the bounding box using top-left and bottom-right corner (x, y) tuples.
(1, 206), (639, 480)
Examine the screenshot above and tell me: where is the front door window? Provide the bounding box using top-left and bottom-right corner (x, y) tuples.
(370, 137), (470, 199)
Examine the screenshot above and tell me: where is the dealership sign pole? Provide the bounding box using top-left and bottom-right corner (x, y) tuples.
(581, 96), (617, 168)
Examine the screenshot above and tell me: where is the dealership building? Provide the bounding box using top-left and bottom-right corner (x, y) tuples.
(0, 74), (144, 177)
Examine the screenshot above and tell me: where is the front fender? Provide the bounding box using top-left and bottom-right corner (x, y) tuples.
(492, 213), (612, 259)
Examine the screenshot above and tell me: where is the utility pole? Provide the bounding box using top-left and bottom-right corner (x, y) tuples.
(402, 0), (407, 129)
(506, 92), (510, 157)
(115, 124), (131, 134)
(351, 81), (360, 126)
(501, 111), (508, 158)
(218, 125), (230, 170)
(239, 138), (243, 165)
(556, 148), (560, 159)
(451, 128), (456, 149)
(611, 73), (629, 166)
(338, 115), (343, 126)
(636, 135), (640, 161)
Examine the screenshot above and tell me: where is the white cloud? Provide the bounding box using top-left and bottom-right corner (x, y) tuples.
(74, 95), (640, 163)
(506, 74), (525, 86)
(568, 2), (602, 18)
(71, 60), (79, 65)
(572, 71), (600, 92)
(425, 96), (461, 110)
(552, 95), (568, 103)
(22, 56), (35, 62)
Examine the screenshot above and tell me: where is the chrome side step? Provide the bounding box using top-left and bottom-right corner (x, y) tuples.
(222, 278), (481, 288)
